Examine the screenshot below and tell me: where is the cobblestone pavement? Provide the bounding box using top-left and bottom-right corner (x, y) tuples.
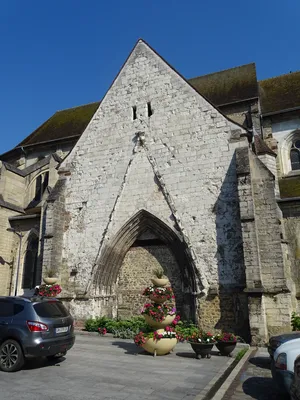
(0, 334), (240, 400)
(223, 348), (289, 400)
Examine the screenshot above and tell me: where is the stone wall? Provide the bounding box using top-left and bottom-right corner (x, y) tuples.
(197, 291), (250, 341)
(117, 244), (181, 318)
(236, 146), (294, 344)
(281, 201), (300, 299)
(0, 207), (19, 295)
(44, 40), (249, 327)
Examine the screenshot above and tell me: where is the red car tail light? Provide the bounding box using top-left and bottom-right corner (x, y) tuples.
(275, 353), (287, 370)
(27, 321), (49, 332)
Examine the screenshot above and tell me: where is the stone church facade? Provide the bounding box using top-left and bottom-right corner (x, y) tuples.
(1, 40), (300, 344)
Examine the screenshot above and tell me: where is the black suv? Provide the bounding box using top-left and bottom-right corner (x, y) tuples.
(0, 296), (75, 372)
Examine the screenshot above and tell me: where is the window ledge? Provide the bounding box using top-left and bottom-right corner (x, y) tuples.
(282, 171), (300, 178)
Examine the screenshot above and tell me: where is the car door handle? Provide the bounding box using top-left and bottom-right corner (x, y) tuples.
(0, 321), (8, 325)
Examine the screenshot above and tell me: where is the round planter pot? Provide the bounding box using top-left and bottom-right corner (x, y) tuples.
(144, 314), (175, 329)
(149, 294), (168, 304)
(43, 277), (57, 285)
(189, 342), (214, 359)
(215, 341), (237, 357)
(151, 278), (169, 287)
(142, 329), (177, 356)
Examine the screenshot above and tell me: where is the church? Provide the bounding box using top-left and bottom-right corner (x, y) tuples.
(1, 39), (300, 344)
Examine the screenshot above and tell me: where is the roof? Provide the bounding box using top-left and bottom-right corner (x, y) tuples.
(279, 176), (300, 199)
(259, 71), (300, 115)
(189, 63), (258, 106)
(17, 102), (100, 147)
(13, 64), (256, 150)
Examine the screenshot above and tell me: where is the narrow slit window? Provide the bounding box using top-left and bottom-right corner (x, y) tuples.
(147, 102), (153, 117)
(132, 106), (137, 120)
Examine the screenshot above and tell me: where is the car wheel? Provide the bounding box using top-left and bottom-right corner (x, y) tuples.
(46, 351), (67, 361)
(0, 339), (24, 372)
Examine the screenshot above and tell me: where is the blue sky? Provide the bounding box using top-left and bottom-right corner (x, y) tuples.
(0, 0), (299, 154)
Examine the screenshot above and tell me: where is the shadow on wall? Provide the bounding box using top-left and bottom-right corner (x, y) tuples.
(213, 153), (251, 342)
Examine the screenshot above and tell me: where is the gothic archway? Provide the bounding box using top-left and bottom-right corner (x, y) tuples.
(22, 232), (39, 289)
(94, 210), (199, 321)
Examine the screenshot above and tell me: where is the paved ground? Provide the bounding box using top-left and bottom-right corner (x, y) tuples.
(0, 335), (241, 400)
(223, 348), (289, 400)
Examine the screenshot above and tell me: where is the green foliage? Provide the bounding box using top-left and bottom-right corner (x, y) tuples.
(84, 316), (148, 334)
(291, 312), (300, 331)
(235, 347), (248, 361)
(112, 328), (140, 339)
(45, 268), (57, 277)
(174, 321), (199, 340)
(153, 267), (165, 279)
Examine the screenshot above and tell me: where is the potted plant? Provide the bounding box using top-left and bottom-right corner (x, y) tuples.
(98, 327), (107, 336)
(215, 332), (237, 357)
(141, 303), (176, 329)
(188, 330), (216, 359)
(43, 268), (58, 285)
(38, 284), (62, 297)
(142, 286), (174, 304)
(174, 321), (198, 342)
(151, 268), (169, 287)
(134, 326), (177, 356)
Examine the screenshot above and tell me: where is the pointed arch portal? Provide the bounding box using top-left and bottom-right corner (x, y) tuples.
(94, 210), (199, 321)
(22, 231), (39, 289)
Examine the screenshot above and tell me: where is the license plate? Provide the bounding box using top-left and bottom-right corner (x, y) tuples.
(56, 326), (69, 334)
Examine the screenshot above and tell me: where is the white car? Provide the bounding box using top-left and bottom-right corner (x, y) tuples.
(272, 338), (300, 396)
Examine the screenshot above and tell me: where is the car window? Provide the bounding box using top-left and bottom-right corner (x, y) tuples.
(33, 302), (69, 318)
(0, 300), (14, 317)
(13, 304), (24, 315)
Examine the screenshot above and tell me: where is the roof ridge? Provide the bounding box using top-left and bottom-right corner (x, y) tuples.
(189, 62), (256, 81)
(55, 100), (100, 113)
(259, 70), (300, 83)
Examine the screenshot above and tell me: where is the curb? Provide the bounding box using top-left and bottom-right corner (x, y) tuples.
(194, 345), (252, 400)
(75, 330), (111, 337)
(208, 347), (255, 400)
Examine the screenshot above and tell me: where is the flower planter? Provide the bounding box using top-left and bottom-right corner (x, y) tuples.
(151, 278), (169, 287)
(215, 341), (236, 357)
(144, 314), (175, 329)
(189, 342), (214, 359)
(149, 294), (168, 304)
(43, 277), (57, 285)
(142, 329), (177, 356)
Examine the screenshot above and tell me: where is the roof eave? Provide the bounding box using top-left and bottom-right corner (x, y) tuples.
(262, 105), (300, 117)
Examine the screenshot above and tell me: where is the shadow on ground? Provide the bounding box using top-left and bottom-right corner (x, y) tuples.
(248, 357), (272, 370)
(23, 356), (66, 370)
(176, 350), (225, 359)
(242, 377), (289, 400)
(176, 352), (196, 359)
(111, 341), (146, 355)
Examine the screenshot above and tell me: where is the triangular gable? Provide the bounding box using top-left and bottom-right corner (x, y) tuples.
(60, 39), (247, 170)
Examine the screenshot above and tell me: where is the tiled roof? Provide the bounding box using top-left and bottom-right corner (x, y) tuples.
(189, 63), (258, 106)
(13, 64), (259, 149)
(17, 102), (100, 147)
(259, 71), (300, 115)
